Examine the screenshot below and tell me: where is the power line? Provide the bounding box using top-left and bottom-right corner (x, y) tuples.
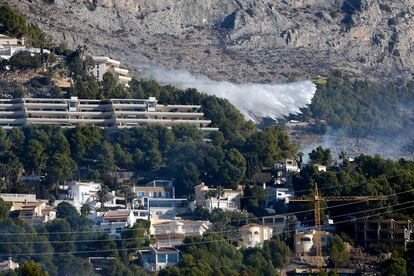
(282, 199), (414, 227)
(0, 228), (239, 245)
(255, 187), (413, 218)
(0, 204), (412, 257)
(0, 199), (412, 245)
(240, 171), (412, 200)
(0, 186), (411, 237)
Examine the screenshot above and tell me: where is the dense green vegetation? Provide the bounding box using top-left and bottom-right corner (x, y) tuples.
(159, 235), (290, 276)
(0, 121), (294, 197)
(308, 146), (332, 166)
(8, 51), (42, 71)
(0, 199), (149, 276)
(381, 250), (408, 276)
(328, 236), (349, 268)
(291, 75), (414, 137)
(0, 4), (49, 47)
(290, 152), (414, 236)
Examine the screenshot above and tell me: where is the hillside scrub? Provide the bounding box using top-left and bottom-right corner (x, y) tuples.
(291, 75), (414, 137)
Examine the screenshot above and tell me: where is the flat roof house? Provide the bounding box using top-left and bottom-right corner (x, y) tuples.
(261, 215), (288, 235)
(272, 159), (300, 185)
(145, 180), (175, 196)
(133, 180), (175, 208)
(143, 197), (189, 220)
(194, 183), (242, 211)
(68, 181), (101, 209)
(264, 186), (294, 206)
(138, 245), (180, 272)
(0, 34), (20, 47)
(91, 209), (137, 236)
(0, 97), (217, 132)
(134, 186), (173, 200)
(151, 219), (212, 246)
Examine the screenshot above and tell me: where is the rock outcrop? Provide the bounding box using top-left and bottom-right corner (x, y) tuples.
(6, 0), (414, 82)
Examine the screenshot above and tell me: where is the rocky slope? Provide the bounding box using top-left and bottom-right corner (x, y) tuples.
(5, 0), (414, 82)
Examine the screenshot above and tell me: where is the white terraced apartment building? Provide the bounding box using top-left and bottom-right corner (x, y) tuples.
(92, 56), (131, 87)
(0, 97), (218, 131)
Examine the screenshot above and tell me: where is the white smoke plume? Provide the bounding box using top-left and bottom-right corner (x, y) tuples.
(146, 68), (316, 121)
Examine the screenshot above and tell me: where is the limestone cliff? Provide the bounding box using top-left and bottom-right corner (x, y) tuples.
(5, 0), (414, 82)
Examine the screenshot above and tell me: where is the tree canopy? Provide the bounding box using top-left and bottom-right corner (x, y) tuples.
(291, 76), (414, 137)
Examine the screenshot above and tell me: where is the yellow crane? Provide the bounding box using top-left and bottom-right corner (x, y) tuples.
(288, 183), (387, 257)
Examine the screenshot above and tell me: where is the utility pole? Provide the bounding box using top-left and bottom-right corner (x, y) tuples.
(288, 183), (387, 258)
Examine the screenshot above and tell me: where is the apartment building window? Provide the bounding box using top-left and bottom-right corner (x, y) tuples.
(168, 254), (178, 263)
(149, 199), (187, 208)
(157, 254), (167, 263)
(137, 192), (145, 198)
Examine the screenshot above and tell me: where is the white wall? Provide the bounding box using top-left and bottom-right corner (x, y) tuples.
(68, 181), (101, 208)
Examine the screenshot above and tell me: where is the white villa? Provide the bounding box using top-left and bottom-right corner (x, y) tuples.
(67, 181), (101, 209)
(91, 209), (137, 236)
(194, 183), (242, 211)
(150, 219), (212, 246)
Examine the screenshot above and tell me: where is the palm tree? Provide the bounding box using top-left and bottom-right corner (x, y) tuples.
(205, 190), (217, 209)
(96, 184), (110, 209)
(80, 203), (91, 217)
(297, 152), (304, 167)
(120, 184), (136, 209)
(216, 186), (225, 209)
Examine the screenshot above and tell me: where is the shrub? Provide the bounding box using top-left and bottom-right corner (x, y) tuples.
(379, 4), (392, 13)
(9, 51), (41, 70)
(11, 87), (25, 98)
(388, 18), (398, 26)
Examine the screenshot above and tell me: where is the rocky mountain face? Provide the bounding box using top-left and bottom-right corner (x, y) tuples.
(5, 0), (414, 82)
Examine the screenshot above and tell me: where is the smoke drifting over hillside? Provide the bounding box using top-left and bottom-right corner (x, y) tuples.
(148, 68), (316, 121)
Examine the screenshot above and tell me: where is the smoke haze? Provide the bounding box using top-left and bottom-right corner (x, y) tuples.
(147, 68), (316, 121)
